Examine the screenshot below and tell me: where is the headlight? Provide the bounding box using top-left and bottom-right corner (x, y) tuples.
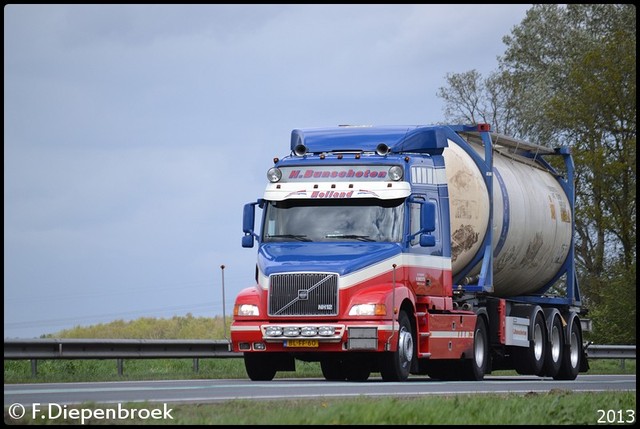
(234, 304), (259, 316)
(267, 167), (282, 183)
(388, 166), (403, 181)
(349, 303), (387, 316)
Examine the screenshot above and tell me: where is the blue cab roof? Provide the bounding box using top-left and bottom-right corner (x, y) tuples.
(290, 125), (449, 154)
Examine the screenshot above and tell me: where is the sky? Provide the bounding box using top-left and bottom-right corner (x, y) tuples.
(4, 4), (532, 339)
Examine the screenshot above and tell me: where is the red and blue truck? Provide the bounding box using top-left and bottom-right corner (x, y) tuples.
(230, 123), (589, 381)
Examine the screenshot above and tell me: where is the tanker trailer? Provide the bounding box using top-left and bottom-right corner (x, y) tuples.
(445, 135), (573, 296)
(231, 123), (588, 382)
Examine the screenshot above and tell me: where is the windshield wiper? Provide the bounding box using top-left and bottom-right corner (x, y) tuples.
(266, 234), (312, 242)
(325, 234), (375, 242)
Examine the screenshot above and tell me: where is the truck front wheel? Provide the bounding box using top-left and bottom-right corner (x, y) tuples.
(462, 316), (489, 380)
(321, 359), (347, 381)
(380, 311), (414, 382)
(244, 353), (277, 381)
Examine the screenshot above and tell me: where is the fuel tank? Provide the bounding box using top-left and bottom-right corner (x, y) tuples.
(444, 138), (572, 296)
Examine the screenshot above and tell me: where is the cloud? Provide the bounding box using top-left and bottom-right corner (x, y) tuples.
(4, 4), (530, 337)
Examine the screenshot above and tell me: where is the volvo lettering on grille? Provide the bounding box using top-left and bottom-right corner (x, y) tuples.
(269, 273), (338, 316)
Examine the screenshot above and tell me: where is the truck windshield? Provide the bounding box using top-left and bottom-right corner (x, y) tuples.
(262, 198), (404, 243)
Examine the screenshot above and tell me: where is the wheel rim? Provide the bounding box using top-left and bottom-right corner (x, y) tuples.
(533, 322), (544, 361)
(398, 326), (413, 366)
(569, 330), (579, 368)
(550, 325), (561, 363)
(475, 326), (485, 368)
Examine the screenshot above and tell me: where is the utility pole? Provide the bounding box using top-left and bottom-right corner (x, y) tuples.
(220, 264), (227, 340)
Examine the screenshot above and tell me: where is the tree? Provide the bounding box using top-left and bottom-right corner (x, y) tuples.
(437, 4), (636, 344)
(436, 70), (519, 136)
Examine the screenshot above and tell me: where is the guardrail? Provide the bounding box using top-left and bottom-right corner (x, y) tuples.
(4, 338), (236, 359)
(4, 339), (238, 376)
(584, 344), (637, 359)
(3, 339), (635, 376)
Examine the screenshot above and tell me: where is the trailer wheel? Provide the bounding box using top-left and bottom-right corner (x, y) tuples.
(513, 311), (547, 375)
(554, 317), (582, 380)
(542, 315), (564, 377)
(380, 311), (414, 382)
(321, 359), (347, 381)
(244, 353), (277, 381)
(462, 316), (489, 380)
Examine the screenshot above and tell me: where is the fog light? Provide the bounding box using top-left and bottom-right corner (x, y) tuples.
(238, 342), (251, 351)
(318, 326), (336, 336)
(265, 326), (283, 337)
(283, 327), (300, 337)
(253, 342), (266, 350)
(301, 326), (317, 337)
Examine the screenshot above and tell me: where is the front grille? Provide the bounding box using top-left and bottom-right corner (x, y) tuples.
(268, 273), (338, 316)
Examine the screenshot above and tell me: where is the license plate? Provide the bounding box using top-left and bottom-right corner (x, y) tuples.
(285, 339), (318, 348)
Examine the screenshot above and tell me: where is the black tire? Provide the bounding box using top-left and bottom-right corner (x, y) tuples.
(554, 317), (582, 380)
(462, 316), (489, 380)
(542, 315), (564, 378)
(425, 360), (463, 381)
(321, 359), (347, 381)
(244, 353), (277, 381)
(344, 360), (371, 382)
(513, 311), (547, 375)
(380, 311), (414, 382)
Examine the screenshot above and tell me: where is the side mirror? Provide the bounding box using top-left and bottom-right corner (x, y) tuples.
(419, 201), (436, 247)
(421, 201), (436, 233)
(419, 234), (436, 247)
(243, 203), (255, 234)
(242, 201), (262, 248)
(242, 234), (254, 248)
(406, 198), (438, 247)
